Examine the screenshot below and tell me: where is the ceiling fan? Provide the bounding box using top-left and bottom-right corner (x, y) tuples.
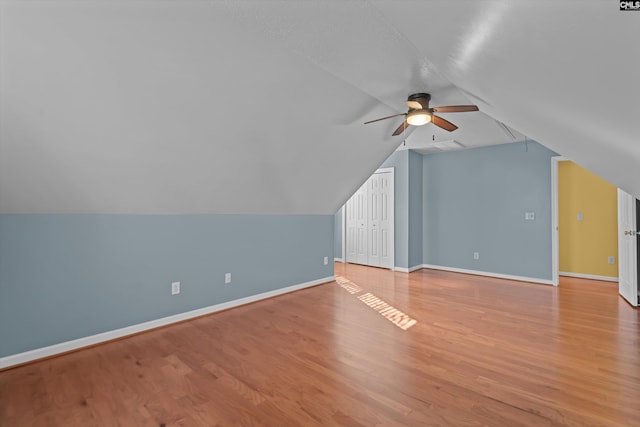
(364, 93), (478, 135)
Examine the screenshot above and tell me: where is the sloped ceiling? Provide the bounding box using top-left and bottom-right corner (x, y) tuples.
(1, 1), (637, 215)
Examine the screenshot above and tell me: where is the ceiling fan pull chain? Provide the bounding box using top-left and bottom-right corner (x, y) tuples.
(403, 120), (406, 146)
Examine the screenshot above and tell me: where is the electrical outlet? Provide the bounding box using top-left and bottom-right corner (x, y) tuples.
(225, 273), (231, 284)
(525, 212), (535, 220)
(171, 281), (180, 295)
(473, 252), (480, 260)
(608, 256), (616, 265)
(323, 256), (328, 265)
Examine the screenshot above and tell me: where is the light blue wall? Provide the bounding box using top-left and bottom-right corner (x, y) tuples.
(380, 149), (424, 270)
(381, 151), (409, 269)
(423, 141), (556, 280)
(408, 150), (423, 268)
(0, 214), (334, 357)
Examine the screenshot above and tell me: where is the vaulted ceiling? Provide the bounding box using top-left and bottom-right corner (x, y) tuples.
(1, 1), (638, 214)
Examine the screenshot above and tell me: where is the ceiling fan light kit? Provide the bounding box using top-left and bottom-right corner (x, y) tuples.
(406, 109), (432, 126)
(364, 92), (478, 136)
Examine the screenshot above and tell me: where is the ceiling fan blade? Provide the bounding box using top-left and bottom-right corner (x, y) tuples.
(432, 115), (458, 132)
(432, 105), (479, 113)
(392, 120), (410, 136)
(364, 113), (406, 125)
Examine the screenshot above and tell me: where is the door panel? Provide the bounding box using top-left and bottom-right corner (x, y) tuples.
(368, 174), (381, 267)
(355, 184), (368, 265)
(370, 228), (380, 256)
(346, 183), (368, 265)
(378, 172), (393, 268)
(345, 196), (356, 262)
(381, 229), (389, 258)
(617, 188), (638, 306)
(356, 227), (367, 261)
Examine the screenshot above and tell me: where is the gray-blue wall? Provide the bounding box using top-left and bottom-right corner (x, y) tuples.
(0, 214), (334, 357)
(381, 151), (409, 269)
(408, 150), (423, 268)
(379, 150), (424, 270)
(423, 141), (556, 280)
(334, 207), (343, 260)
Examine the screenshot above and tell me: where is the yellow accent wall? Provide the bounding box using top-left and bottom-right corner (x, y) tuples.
(558, 161), (618, 278)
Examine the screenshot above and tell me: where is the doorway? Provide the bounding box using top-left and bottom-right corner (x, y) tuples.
(552, 156), (639, 306)
(344, 168), (394, 269)
(554, 158), (618, 283)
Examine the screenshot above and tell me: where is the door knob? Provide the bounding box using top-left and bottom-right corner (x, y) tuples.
(624, 230), (638, 236)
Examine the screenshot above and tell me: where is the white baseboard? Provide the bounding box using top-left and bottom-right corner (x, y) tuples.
(334, 258), (345, 263)
(0, 275), (335, 370)
(421, 264), (554, 286)
(559, 271), (618, 282)
(394, 265), (423, 273)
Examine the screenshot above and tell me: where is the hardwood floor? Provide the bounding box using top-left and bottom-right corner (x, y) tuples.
(1, 263), (639, 426)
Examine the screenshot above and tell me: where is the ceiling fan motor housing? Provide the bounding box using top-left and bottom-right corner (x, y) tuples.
(406, 93), (431, 110)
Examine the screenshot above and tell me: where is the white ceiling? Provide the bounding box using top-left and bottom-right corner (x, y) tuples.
(1, 1), (638, 214)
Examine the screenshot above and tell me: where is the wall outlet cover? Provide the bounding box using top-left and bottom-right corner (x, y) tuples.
(473, 252), (480, 260)
(225, 273), (231, 284)
(171, 281), (180, 295)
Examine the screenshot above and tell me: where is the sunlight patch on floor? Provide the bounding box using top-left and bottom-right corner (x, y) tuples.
(336, 276), (363, 294)
(335, 276), (417, 330)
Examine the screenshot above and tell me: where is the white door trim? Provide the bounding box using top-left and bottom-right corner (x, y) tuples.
(551, 156), (568, 286)
(341, 205), (346, 263)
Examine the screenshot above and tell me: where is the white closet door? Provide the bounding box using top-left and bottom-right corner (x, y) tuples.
(345, 169), (394, 269)
(368, 174), (382, 267)
(346, 182), (368, 265)
(355, 183), (368, 265)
